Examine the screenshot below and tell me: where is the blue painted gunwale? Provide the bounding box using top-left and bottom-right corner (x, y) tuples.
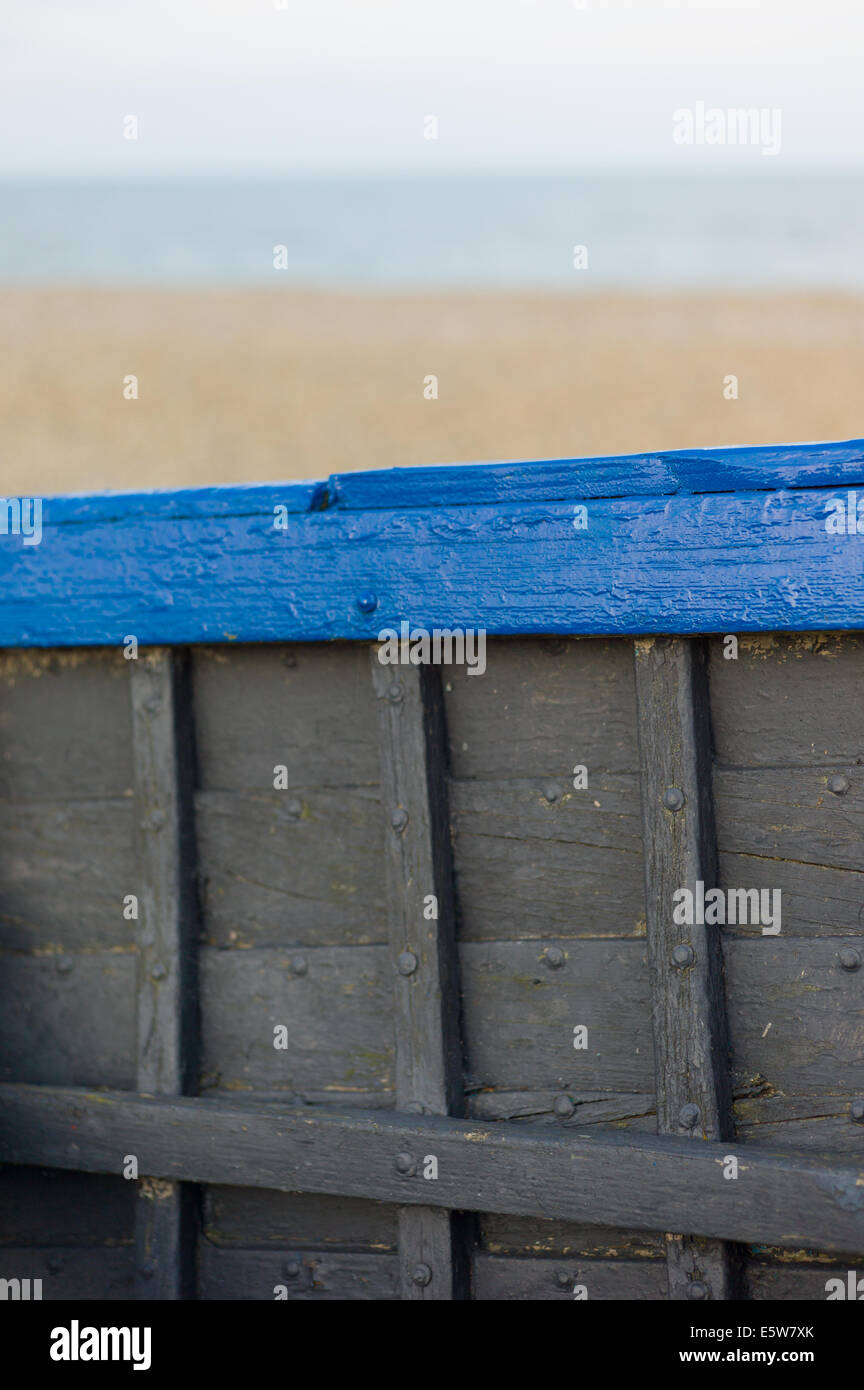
(3, 439), (864, 647)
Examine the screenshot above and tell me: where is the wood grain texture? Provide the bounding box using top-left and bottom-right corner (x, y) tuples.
(372, 656), (467, 1300)
(472, 1254), (668, 1300)
(7, 479), (864, 646)
(202, 1187), (397, 1249)
(634, 636), (737, 1300)
(130, 649), (198, 1299)
(199, 1246), (398, 1300)
(4, 1085), (862, 1253)
(0, 1247), (134, 1299)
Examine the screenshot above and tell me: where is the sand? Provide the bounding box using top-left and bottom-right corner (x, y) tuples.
(3, 287), (864, 497)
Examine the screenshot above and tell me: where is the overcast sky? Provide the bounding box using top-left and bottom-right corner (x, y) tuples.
(1, 0), (863, 175)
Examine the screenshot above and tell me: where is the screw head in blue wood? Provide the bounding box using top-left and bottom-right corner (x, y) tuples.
(356, 591), (378, 614)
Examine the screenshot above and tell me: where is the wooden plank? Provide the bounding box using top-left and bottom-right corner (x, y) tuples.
(479, 1213), (665, 1259)
(715, 765), (864, 873)
(200, 945), (394, 1096)
(191, 644), (380, 790)
(7, 482), (864, 647)
(468, 1089), (655, 1126)
(130, 649), (198, 1300)
(196, 787), (385, 948)
(449, 773), (645, 940)
(708, 632), (864, 768)
(0, 799), (136, 952)
(0, 953), (135, 1087)
(199, 1247), (398, 1300)
(725, 937), (864, 1096)
(634, 636), (737, 1300)
(202, 1188), (397, 1250)
(4, 1086), (862, 1253)
(0, 1168), (134, 1246)
(719, 853), (864, 938)
(0, 1247), (134, 1300)
(443, 638), (639, 779)
(460, 939), (654, 1093)
(372, 657), (466, 1301)
(473, 1254), (668, 1300)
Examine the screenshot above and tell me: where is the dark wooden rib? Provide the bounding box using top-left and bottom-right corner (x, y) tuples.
(633, 636), (739, 1300)
(2, 1085), (862, 1255)
(130, 649), (198, 1300)
(371, 654), (467, 1300)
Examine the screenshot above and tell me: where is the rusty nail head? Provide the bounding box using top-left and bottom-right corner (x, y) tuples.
(545, 946), (565, 970)
(686, 1280), (709, 1300)
(838, 947), (861, 972)
(671, 944), (695, 969)
(679, 1103), (701, 1130)
(663, 787), (685, 811)
(553, 1094), (575, 1118)
(828, 774), (850, 795)
(411, 1263), (433, 1287)
(394, 1152), (416, 1175)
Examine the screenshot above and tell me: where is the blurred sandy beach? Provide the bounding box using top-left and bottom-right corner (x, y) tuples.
(3, 287), (864, 497)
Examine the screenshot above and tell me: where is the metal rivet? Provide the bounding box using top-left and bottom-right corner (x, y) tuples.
(543, 783), (561, 803)
(291, 955), (308, 977)
(850, 1100), (864, 1124)
(283, 1260), (301, 1279)
(545, 946), (566, 970)
(662, 787), (685, 812)
(140, 1260), (155, 1280)
(554, 1268), (572, 1288)
(828, 774), (850, 795)
(387, 682), (404, 703)
(553, 1094), (575, 1118)
(398, 950), (418, 976)
(356, 592), (378, 614)
(394, 1152), (416, 1175)
(150, 963), (167, 981)
(55, 956), (73, 974)
(411, 1263), (433, 1287)
(147, 809), (167, 832)
(679, 1103), (701, 1131)
(391, 808), (409, 832)
(286, 798), (302, 819)
(838, 947), (861, 972)
(671, 944), (695, 969)
(686, 1280), (709, 1301)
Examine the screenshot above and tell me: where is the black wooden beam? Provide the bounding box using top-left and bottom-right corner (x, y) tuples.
(130, 650), (199, 1300)
(634, 636), (739, 1300)
(1, 1085), (861, 1254)
(371, 655), (467, 1300)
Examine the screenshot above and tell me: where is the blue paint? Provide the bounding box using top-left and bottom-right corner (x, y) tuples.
(3, 440), (864, 647)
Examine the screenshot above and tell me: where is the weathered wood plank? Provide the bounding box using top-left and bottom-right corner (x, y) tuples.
(0, 1167), (134, 1246)
(0, 799), (136, 952)
(0, 953), (135, 1087)
(196, 787), (385, 948)
(715, 765), (864, 873)
(479, 1213), (665, 1259)
(0, 1247), (134, 1299)
(719, 853), (864, 938)
(0, 648), (133, 797)
(709, 632), (864, 768)
(473, 1254), (668, 1300)
(725, 937), (864, 1096)
(372, 656), (466, 1300)
(467, 1089), (655, 1126)
(449, 774), (645, 940)
(130, 649), (198, 1300)
(634, 636), (737, 1300)
(200, 945), (394, 1096)
(202, 1188), (397, 1249)
(444, 638), (639, 779)
(459, 939), (654, 1093)
(199, 1246), (398, 1300)
(192, 644), (380, 790)
(4, 1086), (861, 1253)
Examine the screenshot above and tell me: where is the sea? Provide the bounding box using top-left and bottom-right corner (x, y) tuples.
(0, 174), (862, 288)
